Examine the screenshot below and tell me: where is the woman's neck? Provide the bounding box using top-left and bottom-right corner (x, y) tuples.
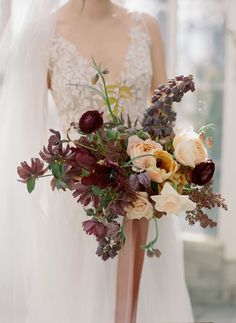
(69, 0), (114, 20)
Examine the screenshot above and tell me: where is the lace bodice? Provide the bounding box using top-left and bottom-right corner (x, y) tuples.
(48, 12), (153, 132)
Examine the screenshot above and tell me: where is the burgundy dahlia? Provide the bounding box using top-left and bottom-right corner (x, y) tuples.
(70, 147), (97, 169)
(82, 219), (107, 240)
(192, 160), (215, 186)
(17, 158), (47, 183)
(79, 110), (103, 134)
(81, 163), (120, 188)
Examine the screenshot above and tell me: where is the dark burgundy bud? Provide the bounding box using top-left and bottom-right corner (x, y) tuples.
(79, 110), (103, 134)
(192, 160), (215, 186)
(70, 147), (97, 169)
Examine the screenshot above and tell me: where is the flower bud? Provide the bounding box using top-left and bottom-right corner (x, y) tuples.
(192, 160), (215, 185)
(79, 110), (103, 134)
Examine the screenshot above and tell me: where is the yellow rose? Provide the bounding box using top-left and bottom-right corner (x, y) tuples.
(126, 192), (154, 220)
(173, 127), (208, 168)
(127, 135), (162, 172)
(147, 150), (178, 183)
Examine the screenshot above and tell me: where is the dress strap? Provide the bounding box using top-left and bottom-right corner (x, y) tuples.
(129, 11), (152, 46)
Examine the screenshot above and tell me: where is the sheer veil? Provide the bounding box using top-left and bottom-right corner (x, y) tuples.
(0, 1), (127, 322)
(0, 1), (73, 322)
(0, 1), (194, 323)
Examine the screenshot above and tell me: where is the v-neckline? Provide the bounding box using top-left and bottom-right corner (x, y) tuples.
(54, 12), (136, 84)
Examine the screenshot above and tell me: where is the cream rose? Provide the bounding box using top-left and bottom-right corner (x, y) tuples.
(147, 150), (178, 183)
(126, 192), (154, 220)
(127, 135), (162, 172)
(151, 182), (196, 215)
(173, 127), (208, 168)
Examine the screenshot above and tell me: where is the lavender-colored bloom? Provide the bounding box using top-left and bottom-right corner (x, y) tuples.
(82, 219), (107, 240)
(106, 222), (120, 239)
(96, 238), (121, 261)
(142, 75), (195, 140)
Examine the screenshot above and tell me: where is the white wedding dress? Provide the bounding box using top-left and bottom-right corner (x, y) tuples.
(0, 9), (193, 323)
(27, 12), (194, 323)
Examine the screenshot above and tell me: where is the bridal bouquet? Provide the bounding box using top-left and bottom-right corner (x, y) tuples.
(18, 60), (227, 260)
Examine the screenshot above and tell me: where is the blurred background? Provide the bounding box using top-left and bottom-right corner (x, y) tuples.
(1, 0), (236, 322)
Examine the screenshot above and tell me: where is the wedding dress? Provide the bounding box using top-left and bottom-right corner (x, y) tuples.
(0, 4), (193, 323)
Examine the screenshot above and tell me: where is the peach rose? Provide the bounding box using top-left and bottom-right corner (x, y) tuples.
(147, 150), (178, 183)
(127, 135), (162, 172)
(126, 192), (154, 220)
(173, 127), (208, 168)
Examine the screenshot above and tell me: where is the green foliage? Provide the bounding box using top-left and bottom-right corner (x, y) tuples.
(81, 168), (90, 177)
(49, 162), (64, 179)
(106, 129), (118, 141)
(91, 185), (103, 196)
(27, 177), (36, 193)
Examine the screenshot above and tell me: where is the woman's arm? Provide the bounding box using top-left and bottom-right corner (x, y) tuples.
(144, 15), (168, 92)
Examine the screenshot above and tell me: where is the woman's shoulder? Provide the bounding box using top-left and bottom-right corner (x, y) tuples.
(140, 13), (161, 35)
(131, 12), (161, 44)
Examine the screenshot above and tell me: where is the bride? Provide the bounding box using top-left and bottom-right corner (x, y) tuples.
(0, 0), (194, 322)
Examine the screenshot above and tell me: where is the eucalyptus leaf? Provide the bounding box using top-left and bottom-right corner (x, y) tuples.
(91, 185), (103, 196)
(106, 129), (118, 140)
(49, 162), (63, 179)
(82, 168), (90, 177)
(27, 177), (36, 193)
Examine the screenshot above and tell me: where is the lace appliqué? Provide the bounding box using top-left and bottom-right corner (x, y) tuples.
(48, 12), (153, 133)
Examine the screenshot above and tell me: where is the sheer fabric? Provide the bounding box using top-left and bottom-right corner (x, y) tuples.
(0, 1), (194, 322)
(48, 12), (152, 131)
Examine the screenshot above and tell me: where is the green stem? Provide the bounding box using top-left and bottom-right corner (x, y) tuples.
(141, 217), (159, 251)
(92, 58), (119, 126)
(38, 174), (54, 179)
(97, 129), (106, 154)
(120, 218), (126, 247)
(67, 127), (97, 152)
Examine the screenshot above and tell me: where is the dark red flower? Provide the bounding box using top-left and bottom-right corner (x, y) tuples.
(82, 219), (107, 240)
(79, 110), (103, 134)
(17, 158), (47, 183)
(73, 183), (100, 208)
(39, 142), (72, 164)
(192, 160), (215, 185)
(70, 147), (97, 169)
(81, 164), (119, 188)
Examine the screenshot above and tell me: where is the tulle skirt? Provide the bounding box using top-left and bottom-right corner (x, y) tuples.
(24, 188), (194, 323)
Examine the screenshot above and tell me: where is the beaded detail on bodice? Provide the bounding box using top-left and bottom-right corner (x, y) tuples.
(48, 12), (153, 133)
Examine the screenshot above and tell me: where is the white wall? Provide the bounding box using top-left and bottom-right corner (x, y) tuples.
(218, 0), (236, 260)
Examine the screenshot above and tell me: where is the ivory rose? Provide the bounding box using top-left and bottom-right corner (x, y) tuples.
(127, 135), (162, 172)
(126, 192), (154, 220)
(151, 182), (196, 215)
(173, 127), (208, 168)
(147, 150), (178, 183)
